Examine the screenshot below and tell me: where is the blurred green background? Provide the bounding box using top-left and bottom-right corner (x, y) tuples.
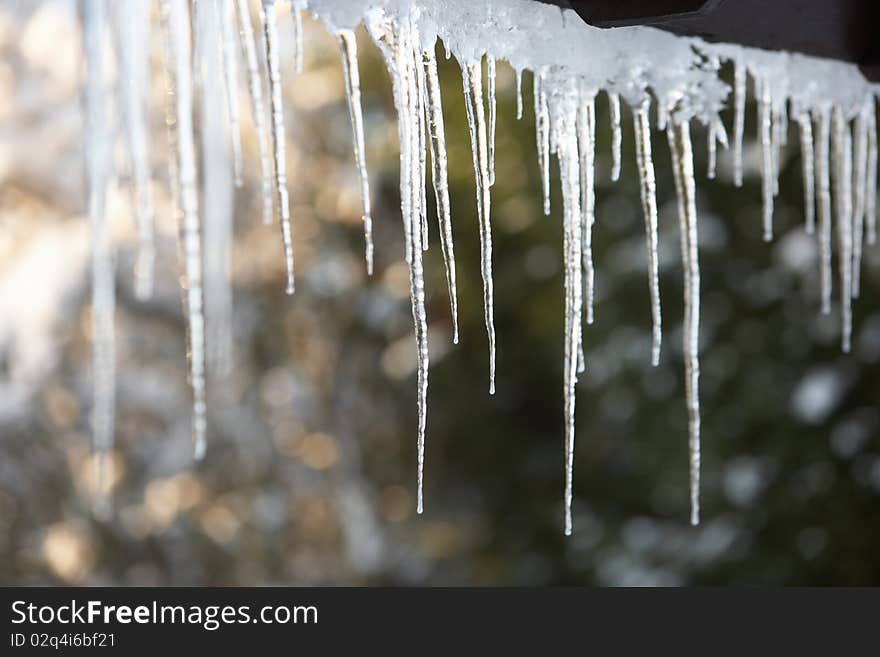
(1, 2), (879, 585)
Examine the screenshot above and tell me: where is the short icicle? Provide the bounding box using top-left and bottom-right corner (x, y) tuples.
(667, 118), (702, 527)
(462, 59), (497, 394)
(234, 0), (273, 224)
(534, 71), (551, 215)
(707, 123), (717, 180)
(163, 0), (208, 458)
(851, 101), (869, 298)
(813, 106), (833, 314)
(633, 100), (662, 366)
(114, 0), (154, 302)
(732, 60), (746, 187)
(515, 68), (523, 121)
(336, 28), (374, 275)
(487, 55), (497, 187)
(608, 91), (622, 182)
(83, 0), (115, 514)
(422, 45), (460, 342)
(217, 0), (244, 188)
(795, 109), (816, 234)
(576, 92), (596, 327)
(291, 0), (304, 74)
(866, 104), (878, 246)
(758, 76), (775, 241)
(260, 0), (295, 294)
(831, 106), (853, 353)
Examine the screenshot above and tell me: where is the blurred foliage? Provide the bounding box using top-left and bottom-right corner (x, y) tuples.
(0, 2), (879, 586)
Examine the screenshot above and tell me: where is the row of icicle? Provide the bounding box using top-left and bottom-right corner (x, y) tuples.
(80, 0), (878, 530)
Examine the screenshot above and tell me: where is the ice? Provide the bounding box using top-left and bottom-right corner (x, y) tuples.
(461, 59), (497, 394)
(814, 105), (833, 315)
(577, 93), (596, 327)
(732, 60), (745, 187)
(218, 0), (244, 188)
(867, 106), (878, 246)
(261, 0), (296, 295)
(235, 0), (274, 224)
(534, 71), (551, 216)
(113, 0), (154, 301)
(515, 67), (523, 120)
(852, 101), (869, 298)
(337, 28), (375, 275)
(162, 0), (208, 458)
(487, 55), (497, 187)
(832, 106), (853, 353)
(83, 0), (115, 512)
(666, 119), (701, 526)
(608, 91), (621, 181)
(422, 46), (460, 342)
(758, 76), (775, 241)
(633, 100), (662, 366)
(794, 107), (816, 234)
(291, 0), (305, 74)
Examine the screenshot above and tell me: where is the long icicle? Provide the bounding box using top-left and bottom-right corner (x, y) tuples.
(534, 71), (551, 215)
(234, 0), (273, 224)
(633, 100), (662, 366)
(553, 86), (583, 536)
(422, 45), (459, 342)
(608, 91), (622, 182)
(831, 106), (853, 353)
(796, 109), (816, 234)
(577, 93), (596, 327)
(732, 60), (746, 187)
(867, 103), (878, 246)
(260, 0), (295, 294)
(814, 106), (833, 315)
(336, 28), (374, 275)
(462, 60), (497, 394)
(365, 10), (429, 513)
(217, 0), (244, 187)
(83, 0), (115, 514)
(667, 118), (701, 526)
(114, 0), (154, 302)
(487, 55), (497, 187)
(851, 101), (868, 298)
(163, 0), (208, 458)
(758, 76), (775, 241)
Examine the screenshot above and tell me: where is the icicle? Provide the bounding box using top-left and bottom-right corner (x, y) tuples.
(337, 29), (374, 275)
(758, 77), (774, 241)
(551, 85), (583, 536)
(867, 104), (878, 246)
(707, 122), (717, 180)
(534, 71), (551, 215)
(443, 41), (450, 60)
(83, 0), (115, 514)
(515, 68), (523, 120)
(365, 10), (429, 513)
(814, 106), (833, 315)
(462, 60), (497, 394)
(217, 0), (244, 188)
(795, 110), (816, 234)
(422, 46), (459, 342)
(234, 0), (273, 224)
(291, 0), (304, 74)
(162, 0), (208, 458)
(415, 44), (428, 252)
(202, 0), (234, 377)
(667, 118), (701, 527)
(851, 101), (868, 298)
(260, 0), (295, 294)
(487, 55), (497, 187)
(608, 91), (622, 182)
(633, 101), (662, 366)
(114, 0), (154, 301)
(577, 92), (596, 326)
(831, 106), (853, 353)
(732, 60), (745, 187)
